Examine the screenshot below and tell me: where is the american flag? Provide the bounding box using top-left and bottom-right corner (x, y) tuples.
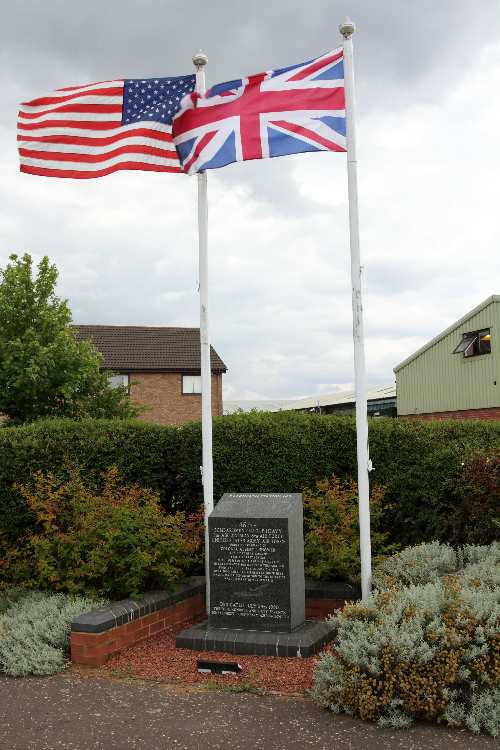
(17, 74), (195, 179)
(173, 49), (345, 175)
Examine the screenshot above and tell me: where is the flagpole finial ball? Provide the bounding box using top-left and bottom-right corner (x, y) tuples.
(193, 51), (208, 69)
(339, 18), (356, 38)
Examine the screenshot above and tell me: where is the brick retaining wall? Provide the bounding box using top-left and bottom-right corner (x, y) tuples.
(71, 578), (359, 666)
(71, 580), (207, 667)
(304, 579), (359, 620)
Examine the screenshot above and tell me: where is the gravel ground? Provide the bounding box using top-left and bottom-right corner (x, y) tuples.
(0, 673), (497, 750)
(101, 629), (315, 694)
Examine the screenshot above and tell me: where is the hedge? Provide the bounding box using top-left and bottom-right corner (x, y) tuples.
(0, 413), (499, 546)
(0, 418), (177, 539)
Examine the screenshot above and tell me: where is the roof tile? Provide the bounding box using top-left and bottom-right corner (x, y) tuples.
(73, 325), (227, 373)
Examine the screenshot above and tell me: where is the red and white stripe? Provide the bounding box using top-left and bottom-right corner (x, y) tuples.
(17, 80), (183, 178)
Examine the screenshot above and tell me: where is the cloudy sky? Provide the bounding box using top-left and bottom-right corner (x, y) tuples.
(1, 1), (499, 401)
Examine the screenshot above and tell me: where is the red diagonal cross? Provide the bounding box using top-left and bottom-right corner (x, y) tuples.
(178, 56), (344, 161)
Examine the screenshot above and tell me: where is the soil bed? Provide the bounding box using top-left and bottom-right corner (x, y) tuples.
(101, 628), (321, 695)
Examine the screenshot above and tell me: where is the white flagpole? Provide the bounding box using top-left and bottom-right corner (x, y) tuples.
(339, 19), (372, 603)
(192, 50), (213, 615)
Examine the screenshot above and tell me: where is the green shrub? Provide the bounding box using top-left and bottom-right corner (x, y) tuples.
(3, 467), (200, 598)
(443, 450), (500, 545)
(0, 589), (103, 677)
(372, 540), (500, 590)
(1, 413), (499, 548)
(460, 541), (500, 568)
(372, 541), (458, 589)
(0, 417), (178, 540)
(311, 543), (500, 736)
(303, 474), (397, 581)
(367, 419), (500, 547)
(0, 586), (29, 613)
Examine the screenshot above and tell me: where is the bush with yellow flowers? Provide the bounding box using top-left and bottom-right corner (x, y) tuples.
(311, 542), (500, 736)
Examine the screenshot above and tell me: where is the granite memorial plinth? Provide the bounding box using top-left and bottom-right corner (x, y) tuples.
(176, 493), (335, 658)
(209, 493), (305, 632)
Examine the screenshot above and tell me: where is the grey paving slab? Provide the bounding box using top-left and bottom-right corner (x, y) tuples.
(176, 619), (335, 656)
(0, 674), (496, 750)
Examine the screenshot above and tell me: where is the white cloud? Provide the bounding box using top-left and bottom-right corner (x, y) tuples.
(1, 4), (499, 401)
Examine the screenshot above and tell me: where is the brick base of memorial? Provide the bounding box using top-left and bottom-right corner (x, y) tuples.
(70, 577), (359, 665)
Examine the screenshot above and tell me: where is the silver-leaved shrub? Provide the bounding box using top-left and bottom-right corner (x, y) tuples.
(311, 542), (500, 736)
(0, 589), (103, 677)
(371, 540), (458, 589)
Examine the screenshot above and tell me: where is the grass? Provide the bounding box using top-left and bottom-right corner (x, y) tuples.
(201, 671), (265, 695)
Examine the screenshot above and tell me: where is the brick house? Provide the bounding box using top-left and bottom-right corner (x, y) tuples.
(74, 325), (227, 425)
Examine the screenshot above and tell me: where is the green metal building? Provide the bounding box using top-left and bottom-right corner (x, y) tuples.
(394, 296), (500, 419)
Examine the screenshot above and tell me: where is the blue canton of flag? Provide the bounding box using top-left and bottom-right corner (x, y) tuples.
(122, 75), (195, 125)
(18, 74), (195, 178)
(172, 50), (345, 175)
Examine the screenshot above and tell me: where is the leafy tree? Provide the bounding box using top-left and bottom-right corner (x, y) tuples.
(0, 253), (141, 423)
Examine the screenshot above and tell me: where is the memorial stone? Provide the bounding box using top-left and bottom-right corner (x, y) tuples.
(208, 493), (305, 632)
(176, 491), (335, 657)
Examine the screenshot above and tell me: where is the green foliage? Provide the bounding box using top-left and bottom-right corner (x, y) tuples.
(443, 688), (500, 737)
(367, 417), (500, 547)
(311, 543), (500, 737)
(443, 450), (500, 545)
(372, 540), (500, 591)
(0, 589), (103, 677)
(0, 586), (29, 613)
(303, 474), (397, 581)
(0, 417), (177, 539)
(0, 412), (499, 548)
(0, 253), (141, 424)
(177, 413), (500, 548)
(202, 667), (265, 695)
(372, 541), (458, 590)
(3, 467), (200, 599)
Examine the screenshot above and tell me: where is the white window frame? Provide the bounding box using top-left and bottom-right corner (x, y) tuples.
(109, 374), (129, 389)
(182, 374), (202, 394)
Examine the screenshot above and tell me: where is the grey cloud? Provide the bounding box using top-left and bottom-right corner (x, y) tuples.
(4, 1), (500, 106)
(1, 1), (499, 400)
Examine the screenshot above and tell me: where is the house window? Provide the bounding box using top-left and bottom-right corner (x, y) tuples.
(182, 375), (202, 394)
(453, 329), (491, 358)
(109, 374), (129, 389)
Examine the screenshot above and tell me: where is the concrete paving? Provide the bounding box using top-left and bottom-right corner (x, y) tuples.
(0, 673), (496, 750)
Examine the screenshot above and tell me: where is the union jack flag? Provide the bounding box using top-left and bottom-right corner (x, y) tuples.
(173, 49), (346, 175)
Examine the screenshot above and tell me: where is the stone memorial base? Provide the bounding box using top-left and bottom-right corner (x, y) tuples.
(176, 619), (335, 658)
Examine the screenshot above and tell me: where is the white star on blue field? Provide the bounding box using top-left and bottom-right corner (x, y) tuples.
(122, 75), (195, 125)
